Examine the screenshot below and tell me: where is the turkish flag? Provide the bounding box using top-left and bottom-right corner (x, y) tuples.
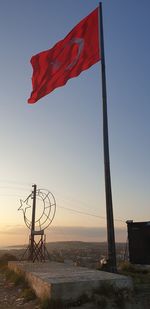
(28, 8), (100, 103)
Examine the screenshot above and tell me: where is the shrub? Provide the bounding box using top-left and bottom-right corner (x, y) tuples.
(0, 253), (17, 269)
(21, 287), (36, 301)
(41, 298), (65, 309)
(5, 269), (26, 287)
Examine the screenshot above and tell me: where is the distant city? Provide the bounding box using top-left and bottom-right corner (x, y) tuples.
(0, 241), (127, 269)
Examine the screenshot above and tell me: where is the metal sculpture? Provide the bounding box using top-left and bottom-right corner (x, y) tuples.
(18, 184), (56, 262)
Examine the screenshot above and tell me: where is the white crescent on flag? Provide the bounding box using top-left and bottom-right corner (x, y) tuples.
(50, 37), (84, 73)
(65, 38), (84, 70)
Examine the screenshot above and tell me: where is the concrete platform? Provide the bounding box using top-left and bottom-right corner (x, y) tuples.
(8, 261), (132, 302)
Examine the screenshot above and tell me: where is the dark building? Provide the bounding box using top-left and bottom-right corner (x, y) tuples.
(126, 220), (150, 265)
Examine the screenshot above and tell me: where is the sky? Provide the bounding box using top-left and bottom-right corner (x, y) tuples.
(0, 0), (150, 246)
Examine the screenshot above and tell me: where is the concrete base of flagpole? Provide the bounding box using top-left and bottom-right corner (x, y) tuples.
(8, 261), (132, 305)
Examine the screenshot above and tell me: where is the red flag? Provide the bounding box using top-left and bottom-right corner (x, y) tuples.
(28, 8), (100, 104)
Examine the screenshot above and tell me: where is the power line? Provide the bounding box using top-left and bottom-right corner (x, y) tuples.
(57, 204), (125, 223)
(0, 188), (126, 223)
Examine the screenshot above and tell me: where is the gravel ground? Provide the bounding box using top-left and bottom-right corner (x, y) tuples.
(0, 271), (40, 309)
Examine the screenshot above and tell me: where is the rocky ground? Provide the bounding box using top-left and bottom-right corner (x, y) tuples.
(0, 259), (150, 309)
(0, 271), (40, 309)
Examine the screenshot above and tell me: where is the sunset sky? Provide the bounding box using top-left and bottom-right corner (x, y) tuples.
(0, 0), (150, 246)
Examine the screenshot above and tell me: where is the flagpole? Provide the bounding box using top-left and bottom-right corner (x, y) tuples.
(99, 2), (117, 273)
(30, 184), (37, 261)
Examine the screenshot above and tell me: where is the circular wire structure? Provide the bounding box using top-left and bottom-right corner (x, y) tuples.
(19, 189), (56, 231)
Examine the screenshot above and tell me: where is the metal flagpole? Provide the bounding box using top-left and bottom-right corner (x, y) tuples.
(99, 2), (117, 272)
(30, 184), (37, 261)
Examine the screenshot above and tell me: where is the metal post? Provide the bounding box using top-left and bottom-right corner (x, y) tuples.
(30, 184), (37, 261)
(99, 2), (117, 272)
